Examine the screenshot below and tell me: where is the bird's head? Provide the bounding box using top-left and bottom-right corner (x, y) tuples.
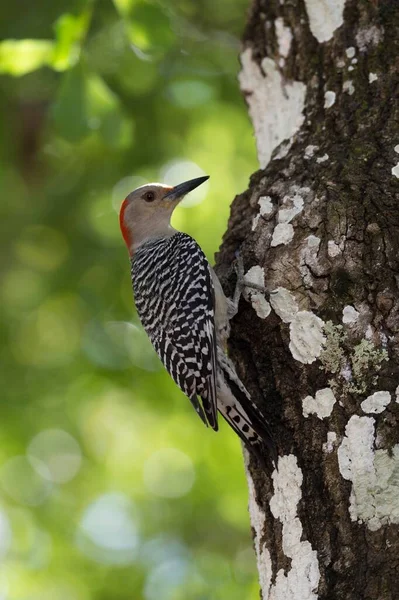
(119, 175), (209, 254)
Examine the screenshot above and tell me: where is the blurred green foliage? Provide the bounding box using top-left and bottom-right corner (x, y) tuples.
(0, 0), (259, 598)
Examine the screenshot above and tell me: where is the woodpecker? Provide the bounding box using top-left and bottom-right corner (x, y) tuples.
(119, 176), (275, 465)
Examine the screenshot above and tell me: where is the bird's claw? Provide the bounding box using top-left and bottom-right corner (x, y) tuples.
(228, 250), (272, 320)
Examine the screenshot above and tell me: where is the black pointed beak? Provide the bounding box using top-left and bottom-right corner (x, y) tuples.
(163, 175), (209, 200)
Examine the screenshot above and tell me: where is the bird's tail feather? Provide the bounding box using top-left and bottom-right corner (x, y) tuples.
(217, 351), (277, 467)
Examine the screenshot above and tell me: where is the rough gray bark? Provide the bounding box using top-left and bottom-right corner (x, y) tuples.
(215, 1), (399, 599)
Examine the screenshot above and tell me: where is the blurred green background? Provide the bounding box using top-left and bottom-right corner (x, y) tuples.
(0, 0), (259, 598)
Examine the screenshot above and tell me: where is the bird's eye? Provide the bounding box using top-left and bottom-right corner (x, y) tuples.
(144, 191), (155, 202)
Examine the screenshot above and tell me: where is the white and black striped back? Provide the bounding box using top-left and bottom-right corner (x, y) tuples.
(131, 233), (218, 429)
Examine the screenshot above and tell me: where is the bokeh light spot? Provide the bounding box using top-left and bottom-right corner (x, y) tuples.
(0, 509), (12, 560)
(77, 493), (139, 565)
(160, 160), (209, 208)
(141, 535), (188, 568)
(107, 320), (161, 371)
(234, 546), (257, 582)
(86, 193), (120, 243)
(1, 268), (44, 311)
(12, 295), (81, 367)
(6, 507), (36, 556)
(0, 456), (52, 506)
(144, 558), (191, 600)
(167, 80), (214, 109)
(112, 175), (147, 212)
(82, 319), (160, 371)
(27, 429), (82, 484)
(15, 225), (69, 271)
(143, 449), (195, 498)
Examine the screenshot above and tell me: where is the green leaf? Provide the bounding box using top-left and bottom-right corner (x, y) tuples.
(51, 10), (92, 71)
(112, 0), (134, 16)
(52, 65), (133, 147)
(0, 39), (54, 76)
(128, 3), (175, 54)
(52, 62), (89, 142)
(0, 9), (92, 77)
(114, 0), (175, 59)
(86, 73), (134, 148)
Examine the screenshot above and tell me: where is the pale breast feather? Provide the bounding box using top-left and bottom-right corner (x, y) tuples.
(131, 233), (218, 430)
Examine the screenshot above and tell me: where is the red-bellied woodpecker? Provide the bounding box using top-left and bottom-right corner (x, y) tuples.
(119, 176), (275, 465)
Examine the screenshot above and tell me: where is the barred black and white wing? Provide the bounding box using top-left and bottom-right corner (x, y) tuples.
(131, 233), (218, 430)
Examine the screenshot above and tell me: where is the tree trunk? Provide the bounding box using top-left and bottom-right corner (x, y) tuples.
(215, 1), (399, 598)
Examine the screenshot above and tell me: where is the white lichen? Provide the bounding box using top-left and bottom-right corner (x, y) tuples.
(259, 195), (274, 214)
(328, 240), (341, 258)
(356, 26), (383, 52)
(289, 311), (326, 364)
(361, 391), (391, 414)
(342, 305), (359, 324)
(323, 431), (337, 453)
(299, 235), (322, 289)
(246, 463), (273, 595)
(341, 362), (352, 382)
(270, 186), (310, 245)
(244, 265), (264, 288)
(275, 17), (293, 58)
(392, 164), (399, 179)
(316, 154), (329, 163)
(252, 215), (261, 231)
(252, 195), (274, 230)
(338, 416), (399, 531)
(270, 287), (299, 323)
(251, 293), (272, 319)
(324, 90), (336, 108)
(304, 145), (318, 159)
(278, 193), (305, 223)
(379, 332), (388, 349)
(243, 266), (271, 319)
(273, 138), (293, 160)
(346, 46), (356, 59)
(343, 80), (355, 95)
(303, 388), (336, 419)
(338, 416), (375, 480)
(269, 455), (320, 599)
(239, 50), (306, 168)
(303, 0), (345, 43)
(307, 235), (320, 248)
(365, 325), (374, 340)
(271, 223), (295, 247)
(396, 385), (399, 403)
(369, 72), (378, 83)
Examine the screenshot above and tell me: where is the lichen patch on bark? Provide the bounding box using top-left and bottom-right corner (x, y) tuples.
(303, 0), (346, 43)
(269, 455), (320, 599)
(269, 287), (298, 324)
(239, 50), (306, 168)
(360, 391), (391, 414)
(338, 416), (399, 531)
(302, 388), (336, 419)
(289, 311), (326, 364)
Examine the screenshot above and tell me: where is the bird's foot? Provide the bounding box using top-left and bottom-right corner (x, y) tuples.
(228, 250), (274, 320)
